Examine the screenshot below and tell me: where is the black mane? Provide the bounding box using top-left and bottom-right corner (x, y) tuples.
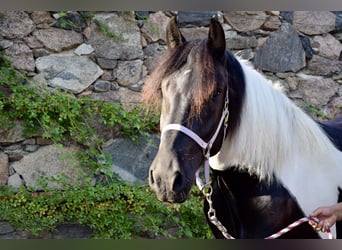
(225, 51), (246, 138)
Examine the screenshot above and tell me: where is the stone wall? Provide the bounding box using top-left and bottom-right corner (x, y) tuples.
(0, 11), (341, 191)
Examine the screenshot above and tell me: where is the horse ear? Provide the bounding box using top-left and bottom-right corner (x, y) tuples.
(207, 18), (226, 57)
(166, 16), (186, 49)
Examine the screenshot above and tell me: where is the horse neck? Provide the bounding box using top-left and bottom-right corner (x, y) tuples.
(210, 59), (342, 238)
(211, 59), (342, 180)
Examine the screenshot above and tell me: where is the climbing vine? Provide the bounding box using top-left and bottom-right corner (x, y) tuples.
(0, 54), (212, 239)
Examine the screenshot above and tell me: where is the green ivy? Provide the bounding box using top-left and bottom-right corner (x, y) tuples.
(0, 54), (212, 239)
(0, 183), (212, 239)
(0, 54), (159, 175)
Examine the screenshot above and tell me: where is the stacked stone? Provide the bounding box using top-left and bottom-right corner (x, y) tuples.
(0, 10), (341, 192)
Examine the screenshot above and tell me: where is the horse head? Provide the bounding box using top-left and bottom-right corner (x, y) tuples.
(143, 17), (229, 203)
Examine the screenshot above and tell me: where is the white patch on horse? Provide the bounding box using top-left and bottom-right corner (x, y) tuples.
(209, 59), (342, 238)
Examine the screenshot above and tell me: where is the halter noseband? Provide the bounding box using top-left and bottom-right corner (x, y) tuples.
(161, 86), (229, 190)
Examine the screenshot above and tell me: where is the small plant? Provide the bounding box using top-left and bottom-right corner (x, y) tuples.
(94, 19), (126, 41)
(135, 12), (149, 25)
(60, 19), (81, 30)
(57, 11), (68, 18)
(81, 11), (95, 22)
(303, 103), (325, 118)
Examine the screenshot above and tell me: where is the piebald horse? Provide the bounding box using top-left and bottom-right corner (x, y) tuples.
(142, 16), (342, 239)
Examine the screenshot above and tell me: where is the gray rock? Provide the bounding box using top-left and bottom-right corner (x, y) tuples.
(143, 43), (166, 73)
(0, 121), (25, 143)
(91, 87), (141, 104)
(279, 11), (293, 23)
(22, 138), (35, 145)
(0, 153), (8, 186)
(115, 60), (143, 87)
(0, 11), (35, 39)
(88, 12), (143, 60)
(286, 76), (300, 91)
(23, 144), (40, 152)
(35, 54), (103, 94)
(234, 49), (254, 61)
(10, 144), (86, 190)
(24, 36), (43, 49)
(141, 11), (170, 43)
(30, 11), (55, 26)
(299, 35), (313, 60)
(51, 223), (92, 239)
(311, 33), (342, 60)
(7, 173), (23, 189)
(96, 58), (118, 69)
(3, 43), (35, 72)
(33, 28), (83, 52)
(254, 23), (306, 73)
(223, 11), (267, 32)
(32, 48), (50, 58)
(36, 137), (54, 146)
(294, 78), (338, 106)
(293, 11), (336, 35)
(100, 70), (115, 81)
(0, 40), (13, 49)
(304, 55), (342, 76)
(0, 221), (15, 235)
(333, 11), (342, 30)
(93, 80), (112, 92)
(338, 87), (342, 97)
(110, 165), (142, 185)
(180, 27), (209, 41)
(323, 96), (342, 119)
(225, 32), (257, 50)
(110, 82), (120, 91)
(178, 11), (219, 27)
(74, 43), (94, 55)
(128, 84), (143, 92)
(102, 134), (160, 182)
(262, 16), (281, 31)
(334, 31), (342, 42)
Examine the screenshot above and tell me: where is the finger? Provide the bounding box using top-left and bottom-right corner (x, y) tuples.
(311, 223), (321, 232)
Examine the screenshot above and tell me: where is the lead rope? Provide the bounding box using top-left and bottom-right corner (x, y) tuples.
(194, 127), (334, 239)
(201, 182), (235, 239)
(200, 170), (334, 240)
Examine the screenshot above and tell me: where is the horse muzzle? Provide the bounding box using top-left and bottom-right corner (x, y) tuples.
(148, 158), (191, 203)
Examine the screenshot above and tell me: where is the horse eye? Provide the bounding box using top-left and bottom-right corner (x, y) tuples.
(213, 88), (223, 98)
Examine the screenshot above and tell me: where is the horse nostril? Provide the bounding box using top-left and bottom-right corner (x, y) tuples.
(172, 171), (184, 193)
(149, 169), (155, 185)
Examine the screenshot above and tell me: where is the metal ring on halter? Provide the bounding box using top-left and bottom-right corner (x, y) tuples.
(203, 146), (211, 159)
(202, 182), (213, 195)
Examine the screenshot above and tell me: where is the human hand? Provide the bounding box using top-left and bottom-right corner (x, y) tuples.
(308, 206), (337, 233)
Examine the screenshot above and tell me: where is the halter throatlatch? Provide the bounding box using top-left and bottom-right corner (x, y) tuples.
(161, 87), (229, 190)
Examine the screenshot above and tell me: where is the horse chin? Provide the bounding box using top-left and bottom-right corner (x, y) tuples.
(155, 187), (190, 204)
